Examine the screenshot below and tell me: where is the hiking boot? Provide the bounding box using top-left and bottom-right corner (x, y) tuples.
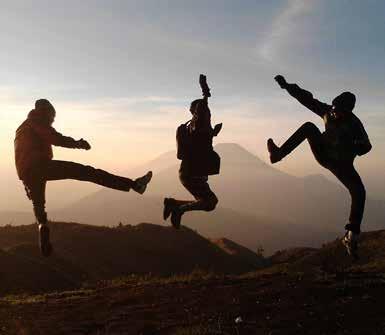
(342, 230), (359, 260)
(38, 223), (53, 257)
(133, 171), (153, 194)
(170, 208), (183, 230)
(267, 139), (282, 164)
(163, 198), (176, 221)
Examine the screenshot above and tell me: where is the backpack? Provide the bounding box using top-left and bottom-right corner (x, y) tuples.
(207, 150), (221, 175)
(176, 121), (192, 160)
(176, 121), (221, 175)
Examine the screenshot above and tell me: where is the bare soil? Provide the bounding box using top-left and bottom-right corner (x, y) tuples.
(1, 271), (384, 335)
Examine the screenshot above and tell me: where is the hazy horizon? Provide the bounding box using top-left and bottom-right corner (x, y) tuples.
(1, 0), (385, 211)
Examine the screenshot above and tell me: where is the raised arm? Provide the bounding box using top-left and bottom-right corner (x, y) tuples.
(31, 122), (91, 150)
(275, 75), (331, 118)
(195, 74), (222, 135)
(199, 74), (211, 103)
(190, 74), (212, 132)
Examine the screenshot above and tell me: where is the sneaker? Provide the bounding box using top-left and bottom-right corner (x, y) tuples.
(133, 171), (153, 194)
(163, 198), (176, 221)
(342, 230), (359, 259)
(170, 208), (183, 230)
(38, 224), (53, 257)
(267, 139), (282, 164)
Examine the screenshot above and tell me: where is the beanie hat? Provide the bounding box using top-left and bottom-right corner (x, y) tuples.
(332, 92), (356, 112)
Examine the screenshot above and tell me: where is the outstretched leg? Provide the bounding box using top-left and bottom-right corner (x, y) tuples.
(44, 160), (151, 193)
(268, 122), (327, 166)
(22, 160), (152, 257)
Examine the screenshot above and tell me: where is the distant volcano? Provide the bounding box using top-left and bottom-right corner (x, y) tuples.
(1, 143), (384, 254)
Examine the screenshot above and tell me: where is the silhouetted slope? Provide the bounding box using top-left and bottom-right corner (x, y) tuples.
(185, 208), (336, 255)
(269, 247), (317, 264)
(55, 199), (335, 255)
(3, 231), (385, 334)
(0, 222), (264, 294)
(0, 211), (33, 226)
(211, 237), (268, 267)
(0, 244), (85, 294)
(270, 229), (385, 273)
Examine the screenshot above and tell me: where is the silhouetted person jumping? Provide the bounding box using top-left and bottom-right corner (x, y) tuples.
(268, 75), (372, 258)
(15, 99), (152, 256)
(163, 75), (222, 229)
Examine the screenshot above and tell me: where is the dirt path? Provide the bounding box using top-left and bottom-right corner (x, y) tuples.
(1, 272), (385, 335)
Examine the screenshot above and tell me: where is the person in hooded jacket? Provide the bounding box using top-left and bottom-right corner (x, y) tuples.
(15, 99), (152, 256)
(267, 75), (372, 258)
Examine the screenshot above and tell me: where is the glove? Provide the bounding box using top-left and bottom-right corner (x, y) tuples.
(199, 74), (211, 98)
(274, 75), (288, 89)
(77, 138), (91, 150)
(213, 123), (222, 136)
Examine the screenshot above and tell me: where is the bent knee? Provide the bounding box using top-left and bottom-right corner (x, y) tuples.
(204, 194), (218, 212)
(302, 122), (318, 132)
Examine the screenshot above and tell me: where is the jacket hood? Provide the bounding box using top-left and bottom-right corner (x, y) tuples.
(28, 99), (56, 122)
(27, 104), (55, 125)
(27, 108), (54, 120)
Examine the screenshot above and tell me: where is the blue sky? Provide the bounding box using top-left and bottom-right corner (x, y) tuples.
(0, 0), (384, 209)
(0, 0), (384, 99)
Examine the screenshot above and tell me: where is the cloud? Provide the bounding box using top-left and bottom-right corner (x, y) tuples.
(258, 0), (317, 63)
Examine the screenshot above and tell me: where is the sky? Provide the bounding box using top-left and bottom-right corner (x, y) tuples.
(0, 0), (385, 210)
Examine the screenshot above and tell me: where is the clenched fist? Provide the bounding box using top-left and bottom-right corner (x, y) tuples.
(77, 138), (91, 150)
(274, 75), (288, 89)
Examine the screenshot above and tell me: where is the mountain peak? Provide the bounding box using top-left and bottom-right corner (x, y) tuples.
(215, 142), (251, 153)
(214, 143), (268, 167)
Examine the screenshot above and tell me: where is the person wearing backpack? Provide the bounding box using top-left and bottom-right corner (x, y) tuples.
(267, 75), (372, 259)
(163, 75), (222, 229)
(15, 99), (153, 256)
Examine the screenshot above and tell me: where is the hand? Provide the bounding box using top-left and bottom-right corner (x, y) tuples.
(199, 74), (211, 98)
(274, 75), (287, 89)
(77, 138), (91, 150)
(199, 74), (207, 87)
(213, 123), (222, 136)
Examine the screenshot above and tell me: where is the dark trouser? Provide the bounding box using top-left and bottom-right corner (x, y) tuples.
(173, 173), (218, 213)
(23, 160), (135, 225)
(279, 122), (365, 232)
